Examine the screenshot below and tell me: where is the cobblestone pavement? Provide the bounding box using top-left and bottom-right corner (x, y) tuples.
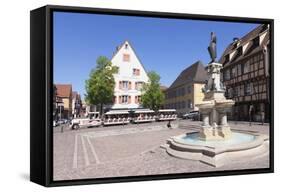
(53, 120), (270, 181)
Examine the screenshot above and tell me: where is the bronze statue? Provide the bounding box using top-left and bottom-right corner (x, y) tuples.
(208, 32), (217, 63)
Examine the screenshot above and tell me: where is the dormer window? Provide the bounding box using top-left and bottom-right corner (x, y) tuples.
(125, 43), (128, 49)
(253, 36), (260, 48)
(232, 38), (240, 49)
(224, 54), (230, 63)
(236, 46), (243, 57)
(261, 24), (269, 33)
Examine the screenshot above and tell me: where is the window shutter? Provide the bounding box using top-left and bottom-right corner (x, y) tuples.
(119, 81), (122, 89)
(129, 81), (132, 89)
(128, 96), (131, 103)
(135, 96), (137, 103)
(119, 96), (122, 104)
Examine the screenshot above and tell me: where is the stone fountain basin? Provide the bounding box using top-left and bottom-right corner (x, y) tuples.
(197, 99), (235, 110)
(164, 131), (269, 167)
(215, 99), (235, 109)
(196, 100), (214, 109)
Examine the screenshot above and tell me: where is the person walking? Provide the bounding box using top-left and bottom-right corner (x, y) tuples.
(167, 120), (171, 128)
(249, 105), (254, 126)
(261, 110), (265, 125)
(234, 108), (238, 125)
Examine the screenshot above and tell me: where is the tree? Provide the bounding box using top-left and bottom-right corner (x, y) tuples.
(85, 56), (118, 115)
(141, 71), (165, 111)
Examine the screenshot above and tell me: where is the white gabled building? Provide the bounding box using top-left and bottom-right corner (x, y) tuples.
(110, 40), (149, 109)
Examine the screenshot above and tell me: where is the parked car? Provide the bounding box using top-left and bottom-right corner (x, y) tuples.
(57, 119), (69, 125)
(182, 111), (200, 120)
(70, 117), (101, 130)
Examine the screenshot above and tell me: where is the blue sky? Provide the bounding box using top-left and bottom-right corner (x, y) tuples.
(53, 11), (259, 99)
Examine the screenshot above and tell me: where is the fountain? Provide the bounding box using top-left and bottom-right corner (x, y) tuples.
(163, 32), (269, 167)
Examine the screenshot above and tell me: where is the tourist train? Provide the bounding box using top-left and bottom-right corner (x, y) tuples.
(69, 109), (177, 129)
(103, 110), (131, 126)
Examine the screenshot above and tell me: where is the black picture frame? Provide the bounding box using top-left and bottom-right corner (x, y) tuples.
(30, 5), (274, 187)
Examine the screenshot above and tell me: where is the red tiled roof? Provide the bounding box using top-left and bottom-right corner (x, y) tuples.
(55, 84), (72, 98)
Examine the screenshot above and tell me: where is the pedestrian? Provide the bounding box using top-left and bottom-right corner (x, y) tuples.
(249, 105), (254, 126)
(234, 109), (238, 125)
(167, 120), (171, 128)
(61, 125), (64, 133)
(261, 110), (265, 125)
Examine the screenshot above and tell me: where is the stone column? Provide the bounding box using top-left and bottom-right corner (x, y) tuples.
(201, 111), (210, 128)
(218, 109), (232, 139)
(210, 108), (219, 127)
(199, 109), (215, 140)
(220, 112), (228, 126)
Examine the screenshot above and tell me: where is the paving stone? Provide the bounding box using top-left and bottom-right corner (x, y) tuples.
(53, 120), (270, 181)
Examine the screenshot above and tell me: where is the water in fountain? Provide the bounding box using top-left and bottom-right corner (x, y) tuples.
(180, 132), (256, 147)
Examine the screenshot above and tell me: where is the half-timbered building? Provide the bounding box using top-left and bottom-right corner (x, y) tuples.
(220, 24), (270, 122)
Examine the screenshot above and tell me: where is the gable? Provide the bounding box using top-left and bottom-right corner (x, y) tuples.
(111, 41), (149, 82)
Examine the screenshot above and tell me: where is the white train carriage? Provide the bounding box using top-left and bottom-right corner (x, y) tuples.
(103, 110), (130, 126)
(70, 112), (101, 130)
(156, 109), (177, 121)
(131, 109), (156, 123)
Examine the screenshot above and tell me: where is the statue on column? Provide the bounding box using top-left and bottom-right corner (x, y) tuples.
(208, 32), (217, 63)
(203, 32), (225, 92)
(196, 32), (235, 140)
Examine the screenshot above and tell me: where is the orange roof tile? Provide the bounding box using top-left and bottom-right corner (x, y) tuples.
(55, 84), (72, 98)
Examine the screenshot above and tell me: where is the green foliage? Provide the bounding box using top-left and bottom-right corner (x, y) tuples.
(85, 56), (118, 114)
(141, 71), (165, 111)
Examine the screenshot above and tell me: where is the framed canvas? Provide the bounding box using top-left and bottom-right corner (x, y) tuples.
(30, 5), (274, 187)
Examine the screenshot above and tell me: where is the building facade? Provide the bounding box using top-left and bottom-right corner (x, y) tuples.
(220, 24), (270, 122)
(72, 91), (82, 118)
(164, 61), (207, 115)
(110, 41), (149, 109)
(55, 84), (72, 119)
(53, 85), (58, 119)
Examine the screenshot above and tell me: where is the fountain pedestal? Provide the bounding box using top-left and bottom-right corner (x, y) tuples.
(196, 62), (234, 141)
(217, 107), (232, 139)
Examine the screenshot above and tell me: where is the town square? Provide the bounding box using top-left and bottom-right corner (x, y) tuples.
(53, 11), (271, 181)
(53, 120), (269, 180)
